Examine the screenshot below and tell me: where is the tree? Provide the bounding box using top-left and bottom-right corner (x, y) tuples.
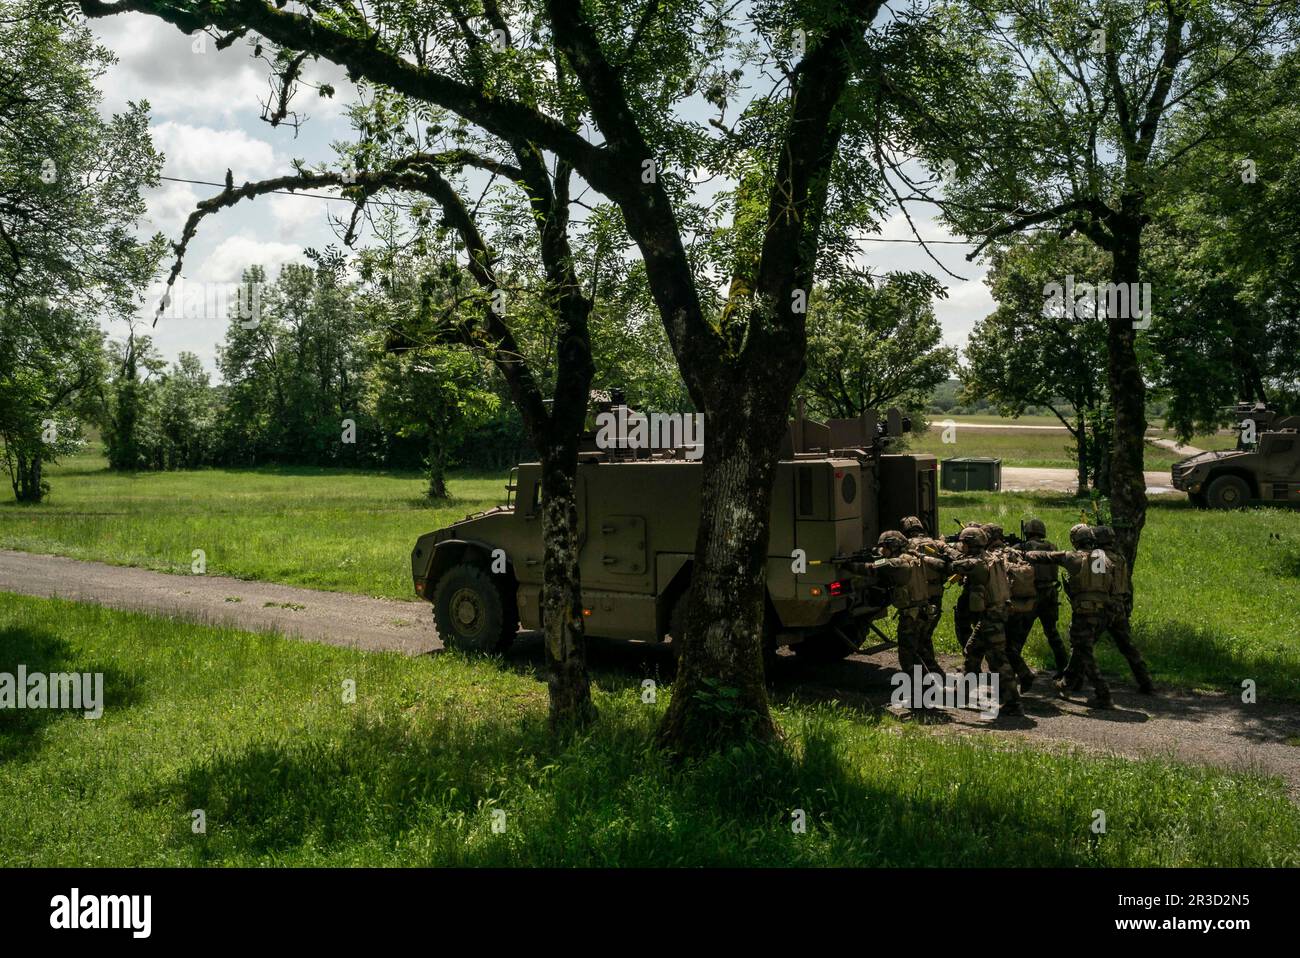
(875, 0), (1299, 570)
(1, 0), (163, 312)
(0, 302), (104, 501)
(962, 235), (1108, 494)
(0, 1), (160, 500)
(1146, 51), (1300, 434)
(800, 273), (954, 420)
(79, 0), (887, 752)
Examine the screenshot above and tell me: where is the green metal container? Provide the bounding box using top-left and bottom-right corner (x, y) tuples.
(940, 457), (1002, 492)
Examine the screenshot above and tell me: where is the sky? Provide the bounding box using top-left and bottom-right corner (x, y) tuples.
(86, 10), (996, 377)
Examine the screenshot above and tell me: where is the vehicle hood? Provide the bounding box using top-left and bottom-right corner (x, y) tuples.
(1176, 449), (1244, 469)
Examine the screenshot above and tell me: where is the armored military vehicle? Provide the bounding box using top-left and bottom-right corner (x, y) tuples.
(1172, 402), (1300, 508)
(411, 400), (939, 662)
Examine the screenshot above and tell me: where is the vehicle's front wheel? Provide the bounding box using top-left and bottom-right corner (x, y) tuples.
(432, 563), (517, 653)
(1206, 474), (1251, 510)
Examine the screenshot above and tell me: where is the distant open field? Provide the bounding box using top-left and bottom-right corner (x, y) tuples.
(908, 417), (1236, 469)
(0, 449), (502, 598)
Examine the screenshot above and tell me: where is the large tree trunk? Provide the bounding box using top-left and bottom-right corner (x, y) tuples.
(538, 437), (596, 732)
(425, 433), (448, 501)
(656, 379), (788, 754)
(1106, 227), (1148, 571)
(14, 449), (44, 503)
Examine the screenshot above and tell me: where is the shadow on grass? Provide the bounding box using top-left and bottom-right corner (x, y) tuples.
(0, 626), (145, 762)
(1126, 619), (1300, 709)
(136, 705), (1101, 867)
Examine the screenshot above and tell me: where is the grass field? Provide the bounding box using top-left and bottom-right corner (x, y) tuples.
(2, 592), (1297, 867)
(0, 449), (504, 597)
(907, 420), (1236, 470)
(3, 448), (1298, 701)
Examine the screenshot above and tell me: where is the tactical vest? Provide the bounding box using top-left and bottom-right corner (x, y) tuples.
(968, 552), (1011, 614)
(1104, 548), (1131, 598)
(890, 553), (931, 610)
(909, 536), (949, 596)
(1065, 549), (1111, 612)
(1022, 538), (1060, 589)
(1005, 552), (1038, 613)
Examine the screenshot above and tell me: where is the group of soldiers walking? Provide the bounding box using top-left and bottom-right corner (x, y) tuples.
(852, 516), (1156, 718)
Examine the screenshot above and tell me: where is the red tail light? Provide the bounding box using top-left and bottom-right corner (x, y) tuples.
(828, 580), (848, 597)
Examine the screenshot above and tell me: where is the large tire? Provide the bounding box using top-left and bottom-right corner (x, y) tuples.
(1206, 474), (1251, 510)
(432, 563), (517, 654)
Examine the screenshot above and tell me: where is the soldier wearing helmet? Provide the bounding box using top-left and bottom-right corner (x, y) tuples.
(851, 530), (947, 692)
(1024, 524), (1115, 708)
(1009, 517), (1069, 676)
(1091, 526), (1154, 694)
(950, 524), (988, 652)
(948, 525), (1022, 716)
(900, 515), (957, 667)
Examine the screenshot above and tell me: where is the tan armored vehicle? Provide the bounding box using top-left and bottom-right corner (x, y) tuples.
(411, 401), (938, 661)
(1172, 402), (1300, 508)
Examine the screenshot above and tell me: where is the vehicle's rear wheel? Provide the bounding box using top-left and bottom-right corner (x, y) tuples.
(432, 563), (516, 654)
(1206, 474), (1250, 510)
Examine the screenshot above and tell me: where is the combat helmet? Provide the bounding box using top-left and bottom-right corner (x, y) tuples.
(878, 530), (909, 552)
(1022, 517), (1046, 538)
(899, 515), (926, 536)
(958, 525), (989, 549)
(1091, 525), (1115, 547)
(1068, 523), (1095, 549)
(982, 522), (1004, 544)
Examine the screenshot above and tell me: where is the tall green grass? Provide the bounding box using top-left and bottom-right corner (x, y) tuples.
(0, 450), (505, 597)
(2, 593), (1296, 867)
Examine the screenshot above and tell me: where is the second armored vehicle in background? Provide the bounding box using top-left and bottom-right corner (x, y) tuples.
(1172, 402), (1300, 508)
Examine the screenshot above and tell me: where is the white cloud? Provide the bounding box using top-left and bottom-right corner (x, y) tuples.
(150, 121), (279, 183)
(194, 237), (306, 284)
(268, 190), (335, 240)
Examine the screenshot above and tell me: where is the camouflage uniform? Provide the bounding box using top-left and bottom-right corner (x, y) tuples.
(949, 526), (1021, 715)
(1009, 518), (1070, 674)
(901, 515), (954, 671)
(1024, 524), (1113, 708)
(949, 524), (987, 651)
(1093, 526), (1155, 694)
(983, 524), (1034, 690)
(853, 531), (946, 682)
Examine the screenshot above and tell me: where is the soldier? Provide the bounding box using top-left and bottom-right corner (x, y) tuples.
(900, 515), (955, 667)
(949, 525), (1022, 716)
(1092, 525), (1156, 694)
(850, 531), (947, 691)
(1023, 524), (1114, 709)
(950, 524), (985, 653)
(1011, 517), (1070, 676)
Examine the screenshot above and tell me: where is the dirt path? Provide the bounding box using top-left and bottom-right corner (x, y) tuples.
(1001, 466), (1179, 495)
(0, 549), (432, 655)
(3, 549), (1296, 795)
(1146, 436), (1207, 457)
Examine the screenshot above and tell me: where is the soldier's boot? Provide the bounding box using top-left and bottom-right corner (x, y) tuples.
(1084, 661), (1112, 709)
(1133, 662), (1156, 695)
(1046, 631), (1069, 674)
(998, 700), (1024, 717)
